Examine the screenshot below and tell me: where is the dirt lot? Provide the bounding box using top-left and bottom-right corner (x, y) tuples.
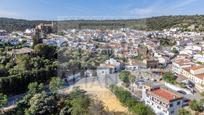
(64, 80), (128, 113)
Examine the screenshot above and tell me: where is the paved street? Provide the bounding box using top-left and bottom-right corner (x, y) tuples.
(61, 73), (121, 91)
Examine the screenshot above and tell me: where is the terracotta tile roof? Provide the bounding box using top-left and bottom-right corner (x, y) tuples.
(174, 59), (192, 65)
(195, 74), (204, 80)
(150, 88), (182, 102)
(190, 65), (204, 71)
(183, 67), (191, 72)
(105, 64), (116, 68)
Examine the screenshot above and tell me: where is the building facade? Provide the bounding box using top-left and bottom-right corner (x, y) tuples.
(142, 86), (184, 115)
(172, 59), (204, 92)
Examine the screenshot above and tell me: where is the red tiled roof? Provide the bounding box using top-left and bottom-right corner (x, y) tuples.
(195, 73), (204, 80)
(174, 59), (192, 66)
(190, 65), (204, 71)
(183, 67), (191, 72)
(151, 88), (182, 102)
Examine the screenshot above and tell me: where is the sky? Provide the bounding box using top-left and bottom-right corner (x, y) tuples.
(0, 0), (203, 20)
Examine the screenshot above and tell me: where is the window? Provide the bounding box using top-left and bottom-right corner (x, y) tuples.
(170, 103), (173, 107)
(163, 110), (167, 113)
(177, 101), (180, 105)
(171, 111), (174, 114)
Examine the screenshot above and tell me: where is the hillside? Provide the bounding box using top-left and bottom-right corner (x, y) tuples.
(145, 15), (204, 31)
(1, 15), (204, 32)
(0, 18), (50, 32)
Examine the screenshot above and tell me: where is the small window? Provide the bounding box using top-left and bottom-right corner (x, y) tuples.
(177, 101), (180, 105)
(170, 104), (173, 107)
(163, 110), (167, 113)
(171, 111), (174, 114)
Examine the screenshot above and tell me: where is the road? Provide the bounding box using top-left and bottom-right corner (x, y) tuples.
(60, 73), (121, 92)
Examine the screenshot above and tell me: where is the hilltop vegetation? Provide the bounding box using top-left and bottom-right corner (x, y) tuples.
(0, 18), (49, 32)
(1, 15), (204, 32)
(145, 15), (204, 31)
(58, 15), (204, 31)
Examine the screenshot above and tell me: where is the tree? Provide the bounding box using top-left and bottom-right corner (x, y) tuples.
(131, 104), (155, 115)
(201, 92), (204, 97)
(49, 77), (64, 93)
(178, 108), (191, 115)
(163, 72), (177, 84)
(119, 71), (131, 86)
(59, 106), (71, 115)
(171, 47), (179, 54)
(0, 65), (8, 77)
(69, 95), (90, 115)
(32, 30), (42, 48)
(16, 55), (32, 71)
(34, 44), (57, 59)
(9, 84), (135, 115)
(25, 92), (57, 115)
(68, 88), (90, 115)
(189, 100), (202, 112)
(119, 71), (135, 87)
(110, 85), (155, 115)
(0, 93), (7, 108)
(28, 82), (44, 94)
(88, 99), (109, 115)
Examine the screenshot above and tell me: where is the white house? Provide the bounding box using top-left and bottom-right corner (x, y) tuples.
(0, 30), (7, 36)
(44, 38), (68, 47)
(97, 66), (112, 76)
(24, 29), (35, 35)
(9, 38), (22, 46)
(104, 58), (121, 72)
(172, 58), (204, 92)
(142, 86), (184, 115)
(97, 58), (121, 76)
(125, 59), (146, 71)
(84, 69), (96, 77)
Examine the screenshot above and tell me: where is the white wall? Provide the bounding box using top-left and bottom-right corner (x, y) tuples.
(97, 68), (110, 76)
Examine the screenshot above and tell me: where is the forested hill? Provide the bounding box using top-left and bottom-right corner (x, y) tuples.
(1, 15), (204, 32)
(0, 18), (50, 32)
(145, 15), (204, 31)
